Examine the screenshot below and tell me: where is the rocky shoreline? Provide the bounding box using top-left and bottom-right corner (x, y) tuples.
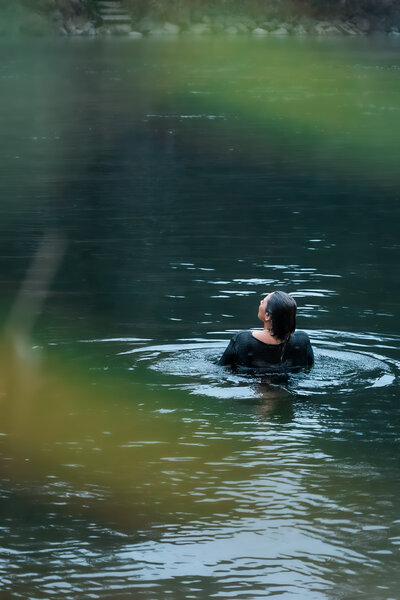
(55, 11), (400, 39)
(2, 0), (400, 38)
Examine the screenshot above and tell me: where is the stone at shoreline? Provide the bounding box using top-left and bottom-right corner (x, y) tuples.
(352, 16), (371, 33)
(315, 21), (341, 35)
(51, 11), (400, 39)
(62, 14), (98, 35)
(163, 22), (180, 34)
(260, 18), (279, 31)
(188, 23), (211, 35)
(235, 23), (249, 33)
(270, 26), (289, 35)
(293, 24), (307, 36)
(82, 21), (96, 35)
(28, 2), (399, 38)
(64, 18), (77, 34)
(252, 27), (268, 36)
(137, 16), (159, 33)
(148, 22), (180, 35)
(148, 28), (165, 36)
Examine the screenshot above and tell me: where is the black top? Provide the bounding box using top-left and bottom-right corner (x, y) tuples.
(219, 330), (314, 374)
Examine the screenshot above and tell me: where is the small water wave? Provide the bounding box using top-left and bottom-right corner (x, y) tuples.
(116, 331), (400, 400)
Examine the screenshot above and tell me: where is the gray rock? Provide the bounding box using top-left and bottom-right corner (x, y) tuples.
(188, 23), (211, 35)
(352, 16), (370, 33)
(64, 19), (77, 34)
(315, 21), (341, 35)
(163, 22), (180, 34)
(82, 21), (95, 35)
(129, 31), (143, 38)
(65, 15), (94, 35)
(270, 26), (289, 36)
(252, 27), (268, 36)
(260, 18), (279, 31)
(112, 24), (131, 35)
(225, 26), (238, 35)
(148, 27), (166, 36)
(293, 24), (307, 36)
(235, 22), (249, 33)
(137, 17), (159, 33)
(389, 28), (400, 37)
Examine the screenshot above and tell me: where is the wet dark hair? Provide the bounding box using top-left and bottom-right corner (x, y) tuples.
(266, 291), (297, 342)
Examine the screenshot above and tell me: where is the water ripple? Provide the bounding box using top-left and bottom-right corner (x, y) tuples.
(116, 330), (400, 400)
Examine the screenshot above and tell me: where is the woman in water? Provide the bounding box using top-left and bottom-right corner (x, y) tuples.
(219, 291), (313, 372)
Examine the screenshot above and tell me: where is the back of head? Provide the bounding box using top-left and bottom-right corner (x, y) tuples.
(267, 291), (297, 342)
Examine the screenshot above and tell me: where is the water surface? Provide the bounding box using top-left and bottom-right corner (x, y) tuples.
(0, 36), (399, 599)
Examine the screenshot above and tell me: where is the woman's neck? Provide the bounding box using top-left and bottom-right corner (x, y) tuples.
(252, 326), (282, 345)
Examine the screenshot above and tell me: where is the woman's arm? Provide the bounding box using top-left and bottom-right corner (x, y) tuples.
(219, 336), (237, 366)
(306, 339), (314, 368)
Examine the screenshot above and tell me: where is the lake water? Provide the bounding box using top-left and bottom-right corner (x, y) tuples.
(0, 36), (399, 599)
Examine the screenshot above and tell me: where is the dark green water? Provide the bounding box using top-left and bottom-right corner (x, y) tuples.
(0, 37), (399, 599)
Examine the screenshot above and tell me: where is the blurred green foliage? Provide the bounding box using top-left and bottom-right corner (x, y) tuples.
(0, 0), (53, 36)
(124, 0), (397, 20)
(0, 0), (96, 36)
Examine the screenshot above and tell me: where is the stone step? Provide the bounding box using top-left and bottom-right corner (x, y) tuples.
(100, 7), (129, 13)
(97, 1), (123, 7)
(97, 4), (124, 10)
(96, 0), (134, 32)
(100, 11), (131, 18)
(101, 14), (132, 22)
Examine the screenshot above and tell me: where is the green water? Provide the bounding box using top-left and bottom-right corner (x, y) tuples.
(0, 36), (399, 599)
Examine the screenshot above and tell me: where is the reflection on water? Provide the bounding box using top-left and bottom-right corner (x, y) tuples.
(0, 36), (400, 600)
